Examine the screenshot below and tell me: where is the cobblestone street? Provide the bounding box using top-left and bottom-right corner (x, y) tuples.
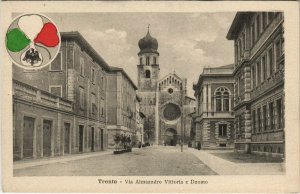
(14, 146), (217, 176)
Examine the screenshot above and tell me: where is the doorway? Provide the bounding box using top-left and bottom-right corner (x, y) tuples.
(79, 125), (84, 152)
(164, 128), (177, 146)
(23, 116), (35, 158)
(43, 120), (52, 157)
(91, 127), (95, 152)
(100, 129), (104, 150)
(64, 123), (70, 154)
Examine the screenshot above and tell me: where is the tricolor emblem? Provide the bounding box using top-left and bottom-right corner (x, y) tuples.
(6, 13), (61, 69)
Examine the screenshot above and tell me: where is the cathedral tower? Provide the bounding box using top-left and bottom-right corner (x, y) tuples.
(137, 28), (160, 144)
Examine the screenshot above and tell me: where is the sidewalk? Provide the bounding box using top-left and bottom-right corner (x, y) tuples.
(188, 148), (285, 175)
(13, 150), (112, 170)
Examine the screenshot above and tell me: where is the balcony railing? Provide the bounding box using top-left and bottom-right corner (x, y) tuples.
(13, 79), (73, 112)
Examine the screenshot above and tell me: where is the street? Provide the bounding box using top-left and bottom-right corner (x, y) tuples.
(14, 146), (217, 176)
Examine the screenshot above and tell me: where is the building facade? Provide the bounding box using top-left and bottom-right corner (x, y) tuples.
(193, 65), (235, 149)
(137, 30), (195, 146)
(106, 67), (139, 148)
(13, 31), (118, 160)
(226, 12), (285, 157)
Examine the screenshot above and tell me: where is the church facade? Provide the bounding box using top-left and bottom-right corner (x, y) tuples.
(137, 30), (195, 146)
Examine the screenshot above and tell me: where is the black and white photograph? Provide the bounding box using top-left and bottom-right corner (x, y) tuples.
(1, 1), (299, 193)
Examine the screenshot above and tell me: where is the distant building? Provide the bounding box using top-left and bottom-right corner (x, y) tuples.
(137, 29), (195, 146)
(106, 67), (138, 148)
(193, 64), (235, 149)
(227, 12), (285, 157)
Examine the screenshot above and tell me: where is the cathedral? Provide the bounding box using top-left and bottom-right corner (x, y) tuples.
(137, 29), (195, 146)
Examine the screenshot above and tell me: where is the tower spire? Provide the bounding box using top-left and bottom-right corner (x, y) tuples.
(148, 24), (150, 33)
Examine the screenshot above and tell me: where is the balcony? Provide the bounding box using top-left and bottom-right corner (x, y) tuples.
(13, 79), (73, 112)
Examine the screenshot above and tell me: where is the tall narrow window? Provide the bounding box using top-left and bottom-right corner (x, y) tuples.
(257, 61), (261, 84)
(79, 87), (85, 110)
(277, 98), (282, 129)
(219, 124), (227, 137)
(268, 48), (274, 76)
(269, 102), (274, 130)
(223, 92), (229, 111)
(216, 91), (222, 111)
(256, 14), (261, 37)
(252, 65), (256, 88)
(262, 12), (268, 29)
(91, 68), (95, 83)
(91, 93), (96, 114)
(146, 56), (150, 66)
(145, 70), (150, 78)
(262, 55), (267, 81)
(80, 57), (84, 76)
(257, 108), (261, 132)
(252, 110), (256, 133)
(153, 56), (156, 64)
(140, 57), (143, 65)
(263, 105), (267, 131)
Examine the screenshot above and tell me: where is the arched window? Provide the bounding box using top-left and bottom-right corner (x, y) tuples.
(146, 56), (150, 65)
(145, 70), (151, 78)
(214, 87), (231, 112)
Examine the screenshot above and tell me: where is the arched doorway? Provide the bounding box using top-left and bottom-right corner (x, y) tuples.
(164, 128), (177, 146)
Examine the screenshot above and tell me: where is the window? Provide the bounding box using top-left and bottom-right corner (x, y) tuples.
(251, 23), (255, 46)
(79, 87), (85, 109)
(80, 57), (84, 76)
(269, 102), (274, 130)
(50, 52), (62, 71)
(91, 68), (95, 83)
(145, 70), (150, 78)
(257, 61), (261, 84)
(146, 56), (150, 65)
(262, 55), (267, 81)
(219, 124), (227, 137)
(268, 48), (274, 76)
(262, 12), (268, 29)
(153, 56), (156, 64)
(100, 98), (104, 116)
(256, 14), (261, 37)
(252, 65), (256, 89)
(252, 110), (256, 133)
(140, 57), (143, 65)
(214, 87), (230, 112)
(168, 88), (173, 94)
(277, 99), (282, 129)
(263, 105), (267, 131)
(49, 85), (62, 97)
(91, 93), (97, 114)
(257, 108), (261, 132)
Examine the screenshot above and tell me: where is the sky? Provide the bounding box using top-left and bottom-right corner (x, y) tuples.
(47, 12), (236, 97)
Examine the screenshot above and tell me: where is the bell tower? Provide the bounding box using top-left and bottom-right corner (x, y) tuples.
(137, 27), (160, 144)
(137, 26), (160, 92)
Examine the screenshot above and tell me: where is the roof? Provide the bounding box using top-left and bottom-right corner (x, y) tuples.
(226, 12), (253, 40)
(159, 72), (184, 83)
(61, 31), (110, 71)
(110, 66), (138, 90)
(193, 64), (234, 91)
(61, 31), (137, 90)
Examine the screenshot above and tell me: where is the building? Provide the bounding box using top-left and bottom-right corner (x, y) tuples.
(13, 31), (113, 160)
(106, 67), (139, 148)
(193, 64), (235, 149)
(226, 12), (285, 157)
(137, 29), (195, 146)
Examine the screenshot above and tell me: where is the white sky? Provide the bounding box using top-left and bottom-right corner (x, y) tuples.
(46, 12), (236, 97)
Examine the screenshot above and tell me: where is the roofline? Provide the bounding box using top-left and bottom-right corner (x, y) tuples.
(110, 67), (138, 90)
(226, 12), (252, 40)
(61, 31), (111, 71)
(185, 96), (195, 101)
